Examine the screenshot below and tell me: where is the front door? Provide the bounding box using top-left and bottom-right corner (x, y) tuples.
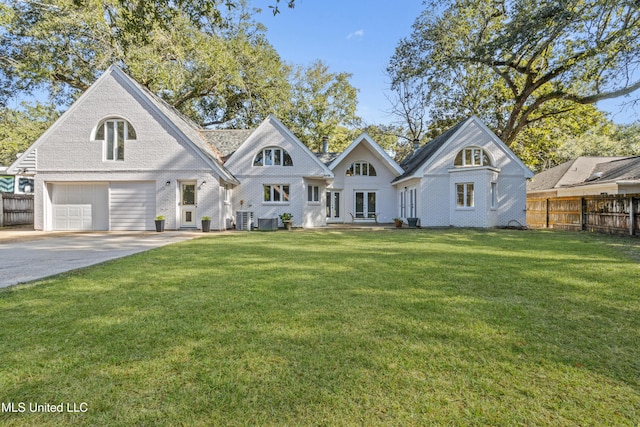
(180, 182), (196, 227)
(326, 190), (342, 222)
(355, 191), (376, 220)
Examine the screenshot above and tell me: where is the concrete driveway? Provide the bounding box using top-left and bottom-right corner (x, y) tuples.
(0, 230), (204, 288)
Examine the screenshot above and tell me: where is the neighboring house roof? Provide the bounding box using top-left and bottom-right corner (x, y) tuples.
(393, 115), (533, 184)
(202, 129), (255, 161)
(328, 133), (404, 175)
(583, 156), (640, 184)
(526, 159), (578, 192)
(527, 156), (630, 192)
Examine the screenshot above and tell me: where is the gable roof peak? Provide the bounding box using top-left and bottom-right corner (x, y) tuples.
(395, 118), (469, 180)
(8, 63), (239, 183)
(225, 114), (334, 177)
(327, 132), (403, 175)
(394, 115), (532, 184)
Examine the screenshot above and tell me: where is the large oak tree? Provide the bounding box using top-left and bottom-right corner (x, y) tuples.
(389, 0), (640, 149)
(1, 0), (293, 127)
(0, 0), (360, 165)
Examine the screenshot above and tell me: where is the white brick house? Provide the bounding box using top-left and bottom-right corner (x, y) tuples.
(222, 115), (333, 228)
(9, 67), (532, 231)
(8, 66), (238, 231)
(323, 133), (404, 224)
(393, 116), (534, 227)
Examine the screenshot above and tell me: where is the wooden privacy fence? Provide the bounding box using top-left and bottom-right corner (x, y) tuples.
(527, 193), (640, 236)
(0, 193), (34, 227)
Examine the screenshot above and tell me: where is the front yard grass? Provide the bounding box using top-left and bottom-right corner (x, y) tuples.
(1, 229), (639, 426)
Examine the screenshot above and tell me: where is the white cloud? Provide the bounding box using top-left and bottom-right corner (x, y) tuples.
(347, 29), (364, 40)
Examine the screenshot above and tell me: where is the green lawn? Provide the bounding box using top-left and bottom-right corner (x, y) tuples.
(1, 229), (639, 426)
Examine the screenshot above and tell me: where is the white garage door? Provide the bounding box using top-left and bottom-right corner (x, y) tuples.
(51, 183), (109, 231)
(110, 182), (155, 231)
(53, 205), (93, 231)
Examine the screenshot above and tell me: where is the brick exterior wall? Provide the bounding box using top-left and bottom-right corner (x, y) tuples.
(408, 119), (530, 227)
(32, 69), (227, 231)
(224, 116), (331, 228)
(24, 68), (530, 231)
(329, 143), (399, 223)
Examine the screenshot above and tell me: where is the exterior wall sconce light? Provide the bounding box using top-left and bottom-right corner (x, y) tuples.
(165, 180), (171, 186)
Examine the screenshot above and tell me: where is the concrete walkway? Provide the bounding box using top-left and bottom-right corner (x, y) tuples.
(0, 228), (205, 288)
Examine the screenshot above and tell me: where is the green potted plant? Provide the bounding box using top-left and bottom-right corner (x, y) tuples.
(201, 216), (211, 232)
(154, 215), (165, 232)
(279, 212), (293, 230)
(393, 217), (403, 228)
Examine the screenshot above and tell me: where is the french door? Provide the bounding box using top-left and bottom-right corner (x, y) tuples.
(400, 187), (417, 218)
(354, 191), (376, 219)
(326, 190), (341, 222)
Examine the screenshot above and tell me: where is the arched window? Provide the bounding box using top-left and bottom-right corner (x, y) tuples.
(346, 161), (377, 176)
(253, 147), (293, 166)
(454, 147), (492, 167)
(94, 118), (136, 161)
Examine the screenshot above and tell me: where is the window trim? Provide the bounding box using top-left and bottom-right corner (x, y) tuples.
(307, 185), (320, 203)
(346, 161), (377, 177)
(263, 184), (290, 204)
(454, 147), (492, 168)
(93, 118), (136, 162)
(456, 182), (475, 209)
(253, 147), (293, 167)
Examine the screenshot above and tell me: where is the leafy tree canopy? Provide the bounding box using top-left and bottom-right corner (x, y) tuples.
(512, 103), (614, 171)
(389, 0), (640, 153)
(1, 0), (293, 128)
(0, 0), (361, 163)
(283, 60), (360, 152)
(0, 103), (58, 166)
(555, 120), (640, 165)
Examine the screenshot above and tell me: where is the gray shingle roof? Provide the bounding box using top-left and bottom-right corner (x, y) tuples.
(393, 118), (468, 183)
(315, 152), (340, 166)
(526, 159), (578, 191)
(587, 156), (640, 183)
(201, 129), (255, 161)
(527, 156), (633, 191)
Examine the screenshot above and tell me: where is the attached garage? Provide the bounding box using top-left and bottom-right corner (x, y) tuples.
(50, 183), (109, 231)
(48, 182), (155, 231)
(53, 205), (93, 230)
(109, 182), (155, 231)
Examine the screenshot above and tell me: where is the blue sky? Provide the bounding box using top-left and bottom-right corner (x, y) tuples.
(257, 0), (425, 125)
(257, 0), (638, 125)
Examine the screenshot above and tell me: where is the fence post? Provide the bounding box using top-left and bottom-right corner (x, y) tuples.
(0, 192), (4, 227)
(545, 198), (549, 228)
(631, 197), (636, 236)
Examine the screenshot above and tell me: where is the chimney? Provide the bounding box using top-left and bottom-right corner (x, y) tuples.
(413, 138), (420, 152)
(322, 136), (329, 154)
